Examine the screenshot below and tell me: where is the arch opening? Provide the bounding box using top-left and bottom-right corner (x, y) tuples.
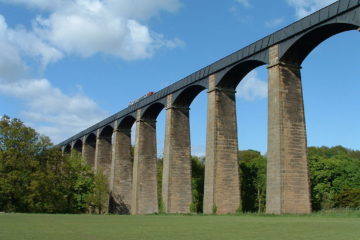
(281, 23), (359, 65)
(100, 125), (114, 142)
(188, 90), (207, 213)
(142, 102), (165, 120)
(85, 133), (96, 147)
(298, 30), (360, 211)
(73, 139), (83, 153)
(173, 85), (206, 107)
(118, 116), (136, 130)
(64, 144), (71, 154)
(217, 60), (266, 89)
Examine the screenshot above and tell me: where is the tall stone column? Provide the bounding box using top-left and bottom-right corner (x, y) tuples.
(204, 74), (240, 214)
(162, 95), (192, 213)
(95, 134), (113, 183)
(94, 130), (113, 213)
(131, 110), (159, 214)
(82, 137), (95, 167)
(266, 44), (311, 214)
(110, 128), (133, 214)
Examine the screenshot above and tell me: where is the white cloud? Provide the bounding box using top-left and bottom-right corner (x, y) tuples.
(236, 0), (251, 8)
(0, 79), (107, 143)
(237, 70), (267, 101)
(0, 0), (183, 143)
(2, 0), (182, 60)
(265, 17), (285, 28)
(0, 0), (64, 11)
(287, 0), (337, 19)
(0, 15), (62, 81)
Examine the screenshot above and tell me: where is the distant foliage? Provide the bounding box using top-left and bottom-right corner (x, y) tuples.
(2, 115), (360, 213)
(238, 150), (266, 213)
(156, 156), (205, 213)
(0, 115), (101, 213)
(191, 156), (205, 213)
(308, 146), (360, 211)
(87, 167), (109, 214)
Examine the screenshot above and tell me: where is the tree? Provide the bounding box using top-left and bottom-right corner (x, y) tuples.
(308, 146), (360, 210)
(239, 150), (266, 213)
(0, 115), (50, 212)
(0, 115), (97, 213)
(87, 167), (109, 214)
(190, 156), (205, 213)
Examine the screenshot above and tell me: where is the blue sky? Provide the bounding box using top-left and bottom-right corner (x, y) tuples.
(0, 0), (359, 156)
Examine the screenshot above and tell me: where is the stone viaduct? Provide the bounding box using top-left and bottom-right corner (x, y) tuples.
(59, 0), (360, 215)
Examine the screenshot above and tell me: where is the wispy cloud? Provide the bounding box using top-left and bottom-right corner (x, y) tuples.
(287, 0), (337, 19)
(0, 78), (107, 143)
(237, 70), (267, 101)
(0, 0), (183, 61)
(265, 17), (285, 28)
(235, 0), (251, 8)
(0, 0), (184, 143)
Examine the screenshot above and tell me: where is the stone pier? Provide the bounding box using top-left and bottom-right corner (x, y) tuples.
(203, 74), (240, 214)
(162, 95), (192, 213)
(95, 133), (113, 182)
(110, 127), (133, 214)
(82, 136), (96, 167)
(266, 45), (311, 214)
(131, 110), (159, 214)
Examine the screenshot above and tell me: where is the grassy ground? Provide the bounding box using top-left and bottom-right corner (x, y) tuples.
(0, 212), (359, 240)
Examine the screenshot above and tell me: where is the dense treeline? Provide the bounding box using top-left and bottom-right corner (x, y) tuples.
(1, 115), (360, 213)
(173, 147), (360, 213)
(0, 116), (107, 213)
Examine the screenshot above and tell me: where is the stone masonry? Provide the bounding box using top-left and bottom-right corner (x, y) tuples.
(266, 44), (311, 214)
(94, 129), (113, 213)
(110, 127), (133, 213)
(82, 137), (95, 167)
(131, 110), (159, 214)
(162, 94), (192, 213)
(203, 74), (241, 214)
(95, 130), (113, 184)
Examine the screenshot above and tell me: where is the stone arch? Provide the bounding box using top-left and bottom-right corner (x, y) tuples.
(141, 102), (165, 120)
(216, 60), (267, 89)
(63, 144), (71, 154)
(99, 125), (114, 142)
(84, 133), (96, 166)
(173, 84), (207, 107)
(281, 22), (360, 65)
(73, 139), (83, 153)
(118, 115), (136, 130)
(85, 133), (96, 147)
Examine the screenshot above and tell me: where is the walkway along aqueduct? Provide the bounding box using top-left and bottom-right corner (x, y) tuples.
(59, 0), (360, 215)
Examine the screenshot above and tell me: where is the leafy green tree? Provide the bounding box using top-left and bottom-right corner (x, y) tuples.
(157, 158), (164, 212)
(308, 146), (360, 210)
(191, 156), (205, 213)
(87, 167), (109, 214)
(0, 115), (50, 212)
(0, 115), (97, 213)
(239, 150), (266, 213)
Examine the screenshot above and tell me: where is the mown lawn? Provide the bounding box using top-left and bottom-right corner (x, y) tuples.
(0, 213), (359, 240)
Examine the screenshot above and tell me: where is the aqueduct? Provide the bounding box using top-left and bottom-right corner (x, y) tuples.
(59, 0), (360, 215)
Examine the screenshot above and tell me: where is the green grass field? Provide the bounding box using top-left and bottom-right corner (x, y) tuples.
(1, 212), (359, 240)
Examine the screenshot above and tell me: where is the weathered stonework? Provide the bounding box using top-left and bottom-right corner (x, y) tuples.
(95, 134), (113, 183)
(82, 137), (95, 167)
(94, 130), (113, 213)
(110, 127), (133, 214)
(162, 94), (192, 213)
(266, 44), (311, 214)
(203, 74), (240, 214)
(131, 110), (159, 215)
